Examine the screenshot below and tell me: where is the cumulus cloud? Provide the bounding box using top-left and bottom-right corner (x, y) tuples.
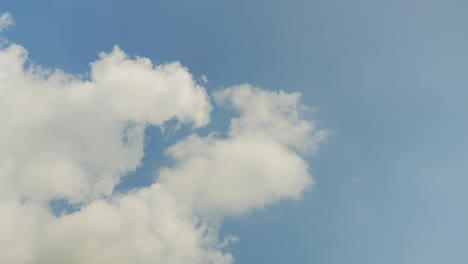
(0, 13), (327, 264)
(0, 44), (211, 203)
(160, 85), (328, 217)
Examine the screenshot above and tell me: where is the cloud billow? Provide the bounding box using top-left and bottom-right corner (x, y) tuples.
(0, 13), (327, 264)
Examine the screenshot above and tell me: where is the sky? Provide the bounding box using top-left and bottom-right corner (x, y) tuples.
(1, 0), (468, 263)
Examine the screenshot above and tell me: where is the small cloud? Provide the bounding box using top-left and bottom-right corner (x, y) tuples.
(0, 13), (15, 32)
(200, 74), (209, 84)
(216, 235), (239, 249)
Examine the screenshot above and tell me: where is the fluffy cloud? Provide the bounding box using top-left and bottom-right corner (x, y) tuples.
(0, 44), (211, 203)
(160, 85), (328, 217)
(0, 13), (327, 264)
(33, 186), (233, 264)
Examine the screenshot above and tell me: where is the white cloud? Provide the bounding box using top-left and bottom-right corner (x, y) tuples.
(160, 86), (328, 217)
(0, 12), (14, 32)
(214, 85), (328, 153)
(0, 44), (211, 203)
(32, 186), (233, 264)
(0, 13), (327, 264)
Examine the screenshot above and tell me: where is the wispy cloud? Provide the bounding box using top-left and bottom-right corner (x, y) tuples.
(0, 12), (14, 32)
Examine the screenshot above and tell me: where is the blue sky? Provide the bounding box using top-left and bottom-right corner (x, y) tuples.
(2, 0), (468, 263)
